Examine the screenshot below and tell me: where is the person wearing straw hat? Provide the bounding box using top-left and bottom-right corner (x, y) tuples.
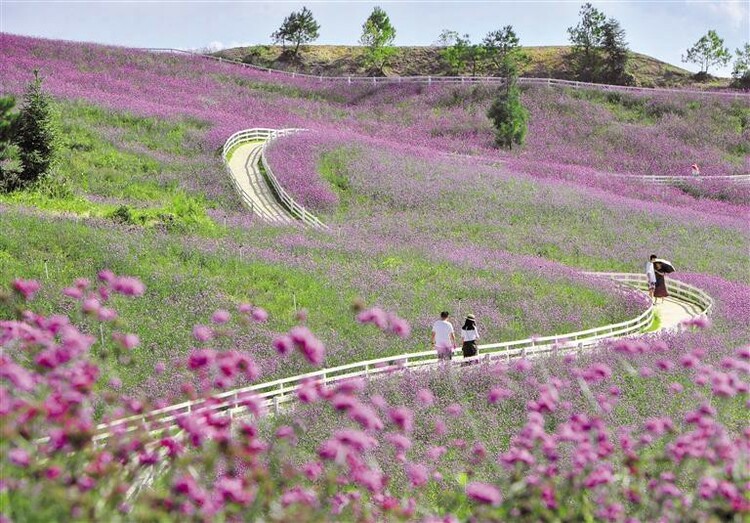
(460, 314), (480, 360)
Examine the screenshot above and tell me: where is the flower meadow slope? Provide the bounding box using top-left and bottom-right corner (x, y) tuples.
(1, 276), (748, 521)
(1, 32), (750, 522)
(2, 34), (748, 182)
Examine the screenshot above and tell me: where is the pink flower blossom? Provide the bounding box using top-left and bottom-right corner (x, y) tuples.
(211, 309), (230, 324)
(406, 462), (429, 487)
(112, 276), (145, 297)
(12, 279), (41, 300)
(388, 407), (414, 433)
(251, 308), (268, 323)
(416, 388), (434, 406)
(466, 482), (502, 506)
(192, 325), (213, 342)
(9, 448), (30, 467)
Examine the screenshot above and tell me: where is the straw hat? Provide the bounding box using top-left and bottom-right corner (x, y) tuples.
(466, 314), (475, 320)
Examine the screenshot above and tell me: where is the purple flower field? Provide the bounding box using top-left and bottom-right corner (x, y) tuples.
(1, 32), (749, 521)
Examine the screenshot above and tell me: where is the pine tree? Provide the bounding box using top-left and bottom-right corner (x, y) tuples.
(483, 25), (528, 78)
(487, 82), (529, 150)
(14, 71), (56, 189)
(360, 6), (397, 74)
(600, 18), (630, 84)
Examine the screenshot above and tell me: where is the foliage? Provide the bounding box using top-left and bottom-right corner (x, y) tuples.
(600, 18), (631, 85)
(567, 4), (631, 85)
(731, 43), (750, 89)
(682, 30), (731, 75)
(270, 6), (320, 56)
(359, 6), (397, 74)
(482, 25), (528, 78)
(0, 95), (21, 191)
(567, 2), (607, 82)
(487, 83), (529, 149)
(438, 31), (486, 76)
(1, 276), (748, 521)
(9, 71), (57, 192)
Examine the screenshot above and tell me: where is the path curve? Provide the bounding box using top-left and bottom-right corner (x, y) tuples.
(228, 141), (296, 225)
(100, 272), (711, 445)
(223, 128), (327, 228)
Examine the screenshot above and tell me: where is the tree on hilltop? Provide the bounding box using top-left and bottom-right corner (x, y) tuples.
(360, 6), (397, 74)
(438, 31), (485, 76)
(12, 71), (57, 191)
(730, 43), (750, 89)
(600, 18), (631, 85)
(483, 25), (528, 78)
(682, 30), (730, 76)
(271, 6), (320, 58)
(567, 2), (607, 82)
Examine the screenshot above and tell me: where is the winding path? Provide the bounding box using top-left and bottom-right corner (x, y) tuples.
(123, 132), (715, 497)
(227, 141), (296, 225)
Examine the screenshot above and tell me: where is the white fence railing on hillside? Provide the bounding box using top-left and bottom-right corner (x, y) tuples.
(145, 47), (750, 99)
(221, 128), (328, 229)
(618, 174), (750, 186)
(90, 273), (711, 442)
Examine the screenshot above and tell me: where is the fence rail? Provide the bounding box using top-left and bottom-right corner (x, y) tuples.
(145, 47), (750, 99)
(222, 128), (328, 229)
(92, 273), (712, 442)
(613, 173), (750, 185)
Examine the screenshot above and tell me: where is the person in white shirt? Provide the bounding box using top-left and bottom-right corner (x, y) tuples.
(460, 314), (480, 361)
(645, 254), (657, 304)
(431, 311), (456, 360)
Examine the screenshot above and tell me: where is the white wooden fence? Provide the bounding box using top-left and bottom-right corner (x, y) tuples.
(615, 174), (750, 186)
(146, 47), (750, 100)
(92, 272), (712, 442)
(222, 128), (328, 229)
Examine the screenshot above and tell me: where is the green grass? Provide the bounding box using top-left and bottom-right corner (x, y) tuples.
(0, 99), (223, 234)
(0, 206), (641, 394)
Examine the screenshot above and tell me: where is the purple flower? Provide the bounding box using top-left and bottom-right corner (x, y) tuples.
(466, 481), (502, 506)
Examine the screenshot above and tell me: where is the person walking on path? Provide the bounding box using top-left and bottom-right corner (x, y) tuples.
(691, 164), (700, 177)
(645, 254), (657, 304)
(653, 261), (669, 304)
(460, 314), (480, 362)
(432, 311), (456, 361)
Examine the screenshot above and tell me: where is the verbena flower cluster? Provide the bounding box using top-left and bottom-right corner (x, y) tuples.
(1, 275), (748, 521)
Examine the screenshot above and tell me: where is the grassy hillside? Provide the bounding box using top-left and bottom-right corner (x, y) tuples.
(214, 45), (721, 88)
(1, 35), (748, 399)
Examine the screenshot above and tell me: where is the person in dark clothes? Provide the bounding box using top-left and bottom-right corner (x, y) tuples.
(460, 314), (479, 360)
(654, 262), (669, 304)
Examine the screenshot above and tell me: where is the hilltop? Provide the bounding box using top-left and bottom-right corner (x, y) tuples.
(213, 44), (725, 88)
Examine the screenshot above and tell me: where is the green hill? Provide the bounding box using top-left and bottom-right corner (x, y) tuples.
(213, 45), (721, 88)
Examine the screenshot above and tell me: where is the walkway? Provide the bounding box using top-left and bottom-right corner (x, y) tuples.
(227, 142), (296, 225)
